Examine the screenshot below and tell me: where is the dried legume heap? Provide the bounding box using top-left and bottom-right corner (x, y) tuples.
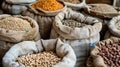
(91, 4), (117, 13)
(17, 51), (62, 67)
(0, 17), (32, 31)
(62, 19), (86, 28)
(115, 20), (120, 30)
(63, 0), (80, 4)
(32, 0), (64, 11)
(97, 43), (120, 67)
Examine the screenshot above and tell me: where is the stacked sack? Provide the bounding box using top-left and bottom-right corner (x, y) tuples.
(2, 0), (36, 14)
(104, 16), (120, 39)
(22, 0), (67, 39)
(60, 0), (86, 10)
(91, 37), (120, 67)
(83, 3), (120, 40)
(3, 39), (76, 67)
(50, 9), (102, 67)
(0, 14), (40, 66)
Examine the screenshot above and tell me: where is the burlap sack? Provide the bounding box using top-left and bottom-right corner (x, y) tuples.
(6, 0), (36, 4)
(0, 41), (16, 67)
(2, 1), (28, 14)
(22, 3), (67, 39)
(86, 0), (115, 5)
(91, 37), (120, 67)
(84, 4), (120, 19)
(82, 12), (109, 40)
(107, 15), (120, 37)
(50, 9), (102, 67)
(0, 14), (40, 42)
(104, 31), (116, 39)
(3, 39), (76, 67)
(59, 0), (86, 10)
(86, 56), (94, 67)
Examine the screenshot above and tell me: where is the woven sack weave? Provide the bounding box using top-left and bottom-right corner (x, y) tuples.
(22, 2), (67, 39)
(50, 9), (102, 67)
(3, 39), (76, 67)
(0, 14), (40, 42)
(84, 4), (120, 19)
(91, 37), (120, 67)
(2, 1), (29, 14)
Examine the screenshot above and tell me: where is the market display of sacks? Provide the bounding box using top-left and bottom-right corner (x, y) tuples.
(22, 0), (67, 39)
(3, 39), (76, 67)
(1, 0), (36, 14)
(91, 37), (120, 67)
(0, 14), (40, 66)
(50, 9), (102, 67)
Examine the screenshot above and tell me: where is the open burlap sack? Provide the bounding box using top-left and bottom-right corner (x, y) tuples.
(3, 39), (76, 67)
(22, 3), (67, 39)
(0, 14), (40, 42)
(107, 16), (120, 37)
(59, 0), (86, 10)
(1, 1), (30, 14)
(50, 9), (102, 67)
(84, 4), (120, 19)
(91, 37), (120, 67)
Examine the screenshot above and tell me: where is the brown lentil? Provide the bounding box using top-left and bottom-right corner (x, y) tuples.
(63, 0), (80, 4)
(17, 51), (62, 67)
(0, 17), (32, 31)
(91, 4), (117, 13)
(62, 19), (86, 28)
(98, 43), (120, 67)
(32, 0), (64, 11)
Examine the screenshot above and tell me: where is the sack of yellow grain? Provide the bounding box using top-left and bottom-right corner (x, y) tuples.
(0, 14), (40, 42)
(50, 9), (102, 67)
(84, 4), (120, 19)
(22, 0), (66, 39)
(1, 0), (36, 14)
(3, 39), (76, 67)
(60, 0), (86, 10)
(91, 37), (120, 67)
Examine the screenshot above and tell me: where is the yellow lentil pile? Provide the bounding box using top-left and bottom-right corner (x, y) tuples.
(62, 19), (86, 28)
(17, 51), (62, 67)
(91, 4), (117, 13)
(32, 0), (64, 11)
(0, 17), (32, 31)
(63, 0), (80, 4)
